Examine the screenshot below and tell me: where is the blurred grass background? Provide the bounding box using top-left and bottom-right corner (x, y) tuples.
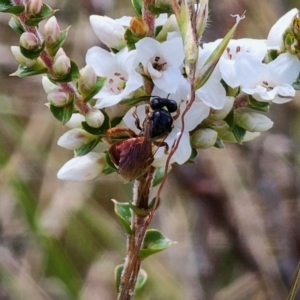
(1, 0), (300, 299)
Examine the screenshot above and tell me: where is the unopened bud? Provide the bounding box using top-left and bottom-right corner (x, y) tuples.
(44, 16), (61, 46)
(20, 32), (40, 50)
(11, 46), (35, 67)
(130, 17), (149, 37)
(26, 0), (43, 16)
(47, 87), (71, 107)
(191, 128), (218, 149)
(57, 128), (94, 150)
(42, 76), (56, 94)
(57, 152), (107, 181)
(78, 65), (97, 94)
(53, 53), (71, 77)
(235, 112), (273, 132)
(90, 15), (126, 50)
(85, 109), (105, 128)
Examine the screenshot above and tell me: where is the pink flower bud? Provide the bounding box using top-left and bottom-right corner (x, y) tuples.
(57, 128), (93, 150)
(57, 152), (107, 181)
(44, 16), (61, 46)
(53, 54), (71, 77)
(26, 0), (43, 16)
(78, 65), (97, 93)
(85, 109), (105, 128)
(47, 87), (71, 107)
(19, 32), (40, 50)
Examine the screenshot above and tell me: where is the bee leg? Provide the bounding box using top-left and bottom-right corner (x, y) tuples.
(173, 106), (180, 121)
(132, 108), (142, 130)
(153, 141), (169, 154)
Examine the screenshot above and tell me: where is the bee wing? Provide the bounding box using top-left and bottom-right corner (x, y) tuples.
(118, 137), (154, 181)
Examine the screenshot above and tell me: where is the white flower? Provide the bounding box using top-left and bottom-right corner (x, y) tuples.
(86, 47), (143, 108)
(235, 52), (300, 103)
(90, 15), (126, 50)
(202, 39), (267, 89)
(65, 113), (85, 129)
(135, 37), (184, 94)
(195, 43), (227, 109)
(267, 8), (299, 49)
(57, 152), (106, 181)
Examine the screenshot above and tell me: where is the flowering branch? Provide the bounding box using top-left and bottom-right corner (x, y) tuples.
(1, 0), (300, 299)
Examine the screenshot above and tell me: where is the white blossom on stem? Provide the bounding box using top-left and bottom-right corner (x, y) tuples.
(86, 47), (143, 108)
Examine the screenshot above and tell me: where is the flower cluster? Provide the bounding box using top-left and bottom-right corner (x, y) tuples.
(5, 0), (300, 182)
(55, 7), (300, 181)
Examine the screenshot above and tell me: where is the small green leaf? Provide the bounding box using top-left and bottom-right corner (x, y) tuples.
(112, 200), (132, 235)
(224, 109), (234, 128)
(131, 0), (142, 16)
(214, 138), (225, 149)
(74, 136), (102, 156)
(148, 4), (173, 15)
(103, 152), (118, 174)
(124, 28), (142, 50)
(11, 64), (48, 77)
(8, 16), (24, 35)
(135, 269), (147, 292)
(119, 95), (149, 107)
(138, 229), (175, 259)
(50, 60), (80, 83)
(0, 0), (24, 14)
(49, 102), (74, 124)
(82, 76), (106, 103)
(46, 27), (70, 57)
(232, 124), (246, 143)
(152, 167), (165, 187)
(20, 42), (45, 59)
(114, 265), (147, 293)
(24, 4), (56, 26)
(115, 264), (123, 292)
(293, 81), (300, 90)
(111, 116), (123, 128)
(248, 96), (270, 112)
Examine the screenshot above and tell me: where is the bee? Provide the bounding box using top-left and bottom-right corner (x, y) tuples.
(106, 97), (178, 181)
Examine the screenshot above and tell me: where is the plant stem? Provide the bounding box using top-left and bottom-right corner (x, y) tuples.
(118, 167), (155, 300)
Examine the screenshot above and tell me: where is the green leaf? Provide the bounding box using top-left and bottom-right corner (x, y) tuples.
(124, 28), (142, 50)
(8, 16), (24, 35)
(119, 95), (149, 107)
(224, 109), (234, 128)
(293, 81), (300, 90)
(248, 96), (270, 112)
(11, 64), (48, 77)
(148, 4), (173, 15)
(138, 229), (175, 259)
(82, 76), (106, 103)
(214, 137), (225, 149)
(50, 60), (80, 83)
(111, 116), (123, 128)
(232, 124), (246, 143)
(112, 200), (132, 235)
(24, 4), (56, 26)
(152, 167), (165, 187)
(46, 27), (70, 57)
(114, 265), (147, 293)
(128, 202), (149, 217)
(134, 269), (148, 292)
(20, 42), (45, 59)
(131, 0), (142, 16)
(49, 102), (74, 124)
(74, 136), (102, 156)
(102, 152), (118, 174)
(0, 0), (24, 14)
